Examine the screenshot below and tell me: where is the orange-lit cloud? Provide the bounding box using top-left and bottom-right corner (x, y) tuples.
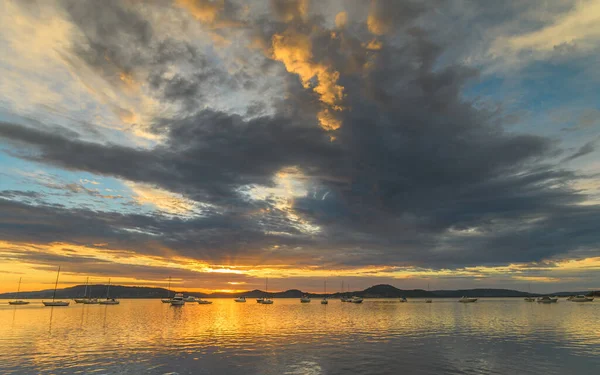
(125, 181), (204, 217)
(335, 11), (348, 29)
(271, 30), (345, 134)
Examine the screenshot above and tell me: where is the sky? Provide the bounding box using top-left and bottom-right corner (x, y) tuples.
(1, 0), (600, 294)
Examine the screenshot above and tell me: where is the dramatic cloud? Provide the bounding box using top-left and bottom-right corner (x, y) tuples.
(1, 0), (599, 292)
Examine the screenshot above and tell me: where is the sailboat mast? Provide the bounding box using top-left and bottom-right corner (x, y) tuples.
(16, 277), (22, 300)
(167, 276), (171, 298)
(106, 278), (111, 299)
(84, 277), (89, 298)
(52, 266), (61, 301)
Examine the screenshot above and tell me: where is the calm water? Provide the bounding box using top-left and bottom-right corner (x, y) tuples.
(1, 298), (598, 374)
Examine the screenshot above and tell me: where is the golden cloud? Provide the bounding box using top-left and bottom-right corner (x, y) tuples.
(335, 11), (348, 29)
(125, 181), (201, 217)
(271, 30), (345, 132)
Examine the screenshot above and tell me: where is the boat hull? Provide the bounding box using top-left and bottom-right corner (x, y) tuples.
(459, 298), (477, 303)
(43, 301), (70, 306)
(8, 301), (30, 305)
(197, 300), (212, 304)
(571, 297), (594, 302)
(99, 300), (120, 305)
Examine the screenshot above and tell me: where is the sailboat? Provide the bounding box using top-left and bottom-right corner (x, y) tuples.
(9, 277), (30, 305)
(260, 277), (273, 304)
(82, 284), (98, 304)
(341, 282), (352, 302)
(524, 284), (535, 302)
(425, 282), (432, 303)
(43, 266), (70, 306)
(234, 296), (247, 302)
(74, 277), (90, 303)
(98, 278), (119, 305)
(321, 280), (328, 304)
(300, 294), (311, 303)
(161, 276), (172, 303)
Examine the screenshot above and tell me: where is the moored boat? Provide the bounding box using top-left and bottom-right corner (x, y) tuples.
(259, 278), (273, 304)
(569, 295), (594, 302)
(400, 296), (407, 303)
(98, 278), (119, 305)
(537, 296), (556, 304)
(99, 298), (120, 305)
(170, 293), (185, 306)
(234, 296), (247, 302)
(9, 277), (30, 306)
(184, 296), (198, 302)
(300, 295), (311, 303)
(197, 299), (212, 304)
(74, 277), (90, 303)
(351, 296), (363, 304)
(161, 276), (172, 303)
(43, 266), (69, 307)
(524, 297), (535, 302)
(459, 296), (477, 303)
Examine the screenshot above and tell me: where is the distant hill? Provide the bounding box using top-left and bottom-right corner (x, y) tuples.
(0, 283), (594, 299)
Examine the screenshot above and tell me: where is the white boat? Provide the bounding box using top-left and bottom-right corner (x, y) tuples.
(569, 295), (594, 302)
(74, 277), (90, 303)
(458, 296), (477, 303)
(197, 299), (212, 304)
(43, 266), (69, 307)
(259, 278), (273, 304)
(170, 293), (185, 306)
(300, 295), (311, 303)
(537, 296), (556, 303)
(351, 296), (363, 304)
(161, 276), (172, 303)
(82, 298), (98, 304)
(400, 296), (407, 303)
(234, 296), (246, 302)
(184, 296), (198, 302)
(98, 278), (119, 305)
(550, 296), (559, 302)
(9, 277), (30, 305)
(321, 280), (328, 304)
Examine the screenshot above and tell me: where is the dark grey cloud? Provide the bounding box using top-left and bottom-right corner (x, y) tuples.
(1, 0), (600, 274)
(562, 138), (598, 162)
